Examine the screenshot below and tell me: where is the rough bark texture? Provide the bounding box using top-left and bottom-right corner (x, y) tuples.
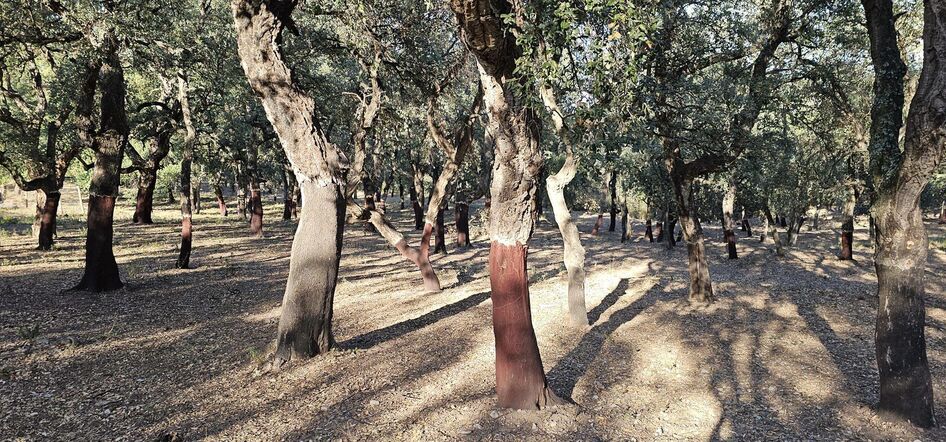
(451, 0), (561, 408)
(133, 168), (158, 224)
(539, 82), (588, 327)
(233, 0), (347, 361)
(74, 35), (127, 292)
(645, 219), (654, 242)
(37, 190), (60, 250)
(861, 0), (945, 427)
(176, 74), (195, 270)
(411, 165), (425, 230)
(764, 206), (785, 257)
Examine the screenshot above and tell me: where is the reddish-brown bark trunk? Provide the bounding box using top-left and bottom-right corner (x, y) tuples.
(489, 241), (561, 409)
(37, 191), (60, 251)
(645, 219), (653, 242)
(214, 184), (228, 216)
(249, 188), (263, 236)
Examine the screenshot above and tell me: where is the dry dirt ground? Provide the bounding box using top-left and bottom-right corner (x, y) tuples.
(3, 197), (946, 441)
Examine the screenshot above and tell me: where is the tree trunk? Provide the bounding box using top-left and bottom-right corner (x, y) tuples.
(167, 185), (175, 204)
(214, 183), (228, 217)
(645, 218), (654, 242)
(742, 217), (753, 237)
(839, 187), (856, 260)
(722, 180), (738, 259)
(591, 214), (604, 235)
(434, 208), (447, 255)
(451, 0), (562, 408)
(621, 208), (629, 243)
(938, 201), (946, 224)
(608, 171), (617, 232)
(759, 215), (768, 243)
(546, 151), (588, 327)
(176, 74), (196, 270)
(233, 0), (348, 362)
(456, 202), (471, 247)
(133, 168), (157, 224)
(860, 0), (945, 426)
(248, 142), (263, 237)
(282, 166), (292, 220)
(192, 182), (201, 214)
(74, 36), (126, 293)
(665, 210), (677, 250)
(671, 175), (713, 303)
(37, 190), (60, 250)
(411, 165), (424, 230)
(763, 207), (784, 257)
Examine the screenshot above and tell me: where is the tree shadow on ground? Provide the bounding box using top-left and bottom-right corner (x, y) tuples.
(341, 290), (490, 350)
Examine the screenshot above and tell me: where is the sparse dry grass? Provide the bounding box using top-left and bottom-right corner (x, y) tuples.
(1, 196), (946, 440)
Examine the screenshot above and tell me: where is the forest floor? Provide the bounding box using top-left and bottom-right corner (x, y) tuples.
(3, 197), (946, 441)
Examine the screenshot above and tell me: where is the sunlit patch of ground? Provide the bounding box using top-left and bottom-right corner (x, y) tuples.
(2, 198), (946, 440)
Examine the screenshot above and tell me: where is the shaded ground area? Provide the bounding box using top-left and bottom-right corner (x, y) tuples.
(2, 197), (946, 440)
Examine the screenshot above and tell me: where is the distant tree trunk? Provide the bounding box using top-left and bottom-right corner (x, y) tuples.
(176, 74), (195, 270)
(655, 213), (664, 242)
(398, 179), (405, 210)
(665, 210), (677, 249)
(621, 208), (629, 243)
(742, 217), (753, 237)
(608, 171), (617, 232)
(282, 166), (293, 220)
(591, 214), (604, 235)
(645, 218), (654, 242)
(434, 209), (447, 255)
(540, 82), (588, 327)
(452, 0), (562, 409)
(167, 185), (175, 204)
(670, 172), (713, 302)
(37, 190), (61, 250)
(456, 202), (471, 247)
(839, 187), (856, 260)
(861, 0), (944, 426)
(248, 141), (263, 237)
(233, 0), (347, 361)
(74, 37), (126, 292)
(763, 206), (784, 257)
(192, 182), (201, 214)
(759, 214), (768, 243)
(722, 180), (737, 259)
(411, 166), (424, 230)
(133, 168), (157, 224)
(214, 182), (228, 217)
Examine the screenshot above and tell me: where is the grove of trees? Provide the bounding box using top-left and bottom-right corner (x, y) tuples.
(1, 0), (944, 430)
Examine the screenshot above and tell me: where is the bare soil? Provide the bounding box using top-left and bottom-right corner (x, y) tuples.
(2, 198), (946, 441)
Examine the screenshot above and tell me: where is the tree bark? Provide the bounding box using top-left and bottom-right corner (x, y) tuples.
(861, 0), (945, 426)
(411, 165), (424, 230)
(451, 0), (562, 408)
(538, 82), (589, 327)
(133, 168), (157, 224)
(665, 210), (677, 250)
(722, 180), (737, 259)
(248, 139), (263, 237)
(74, 38), (126, 292)
(176, 74), (195, 270)
(645, 218), (654, 242)
(839, 186), (856, 260)
(763, 206), (785, 257)
(37, 190), (60, 250)
(282, 165), (293, 220)
(214, 182), (228, 217)
(233, 0), (348, 361)
(608, 171), (617, 232)
(456, 202), (471, 247)
(670, 170), (713, 302)
(434, 209), (447, 255)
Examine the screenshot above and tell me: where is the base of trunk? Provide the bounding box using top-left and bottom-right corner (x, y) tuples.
(176, 217), (192, 269)
(489, 241), (563, 409)
(74, 195), (123, 292)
